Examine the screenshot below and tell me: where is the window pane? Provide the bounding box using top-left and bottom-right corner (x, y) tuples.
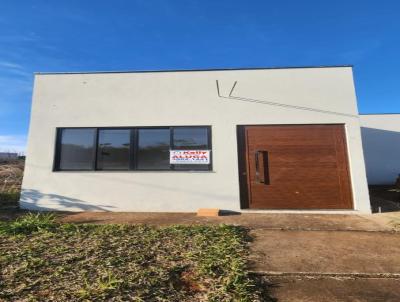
(173, 127), (210, 170)
(173, 127), (208, 149)
(97, 129), (130, 170)
(59, 129), (95, 170)
(137, 129), (170, 170)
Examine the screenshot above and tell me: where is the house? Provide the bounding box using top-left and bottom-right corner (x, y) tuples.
(360, 113), (400, 185)
(21, 66), (372, 213)
(0, 152), (18, 160)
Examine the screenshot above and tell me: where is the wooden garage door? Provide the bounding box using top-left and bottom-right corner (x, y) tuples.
(238, 125), (353, 209)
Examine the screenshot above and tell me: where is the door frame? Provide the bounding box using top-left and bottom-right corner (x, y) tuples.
(236, 125), (250, 209)
(236, 124), (354, 210)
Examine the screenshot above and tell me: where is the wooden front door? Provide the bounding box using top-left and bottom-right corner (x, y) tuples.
(237, 125), (353, 209)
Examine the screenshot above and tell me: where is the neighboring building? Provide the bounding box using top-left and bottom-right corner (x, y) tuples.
(360, 114), (400, 185)
(21, 66), (371, 213)
(0, 152), (18, 160)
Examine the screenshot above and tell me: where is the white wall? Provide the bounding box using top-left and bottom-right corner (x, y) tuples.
(21, 67), (371, 213)
(360, 114), (400, 185)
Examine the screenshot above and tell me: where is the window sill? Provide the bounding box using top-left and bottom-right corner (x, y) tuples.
(53, 170), (216, 173)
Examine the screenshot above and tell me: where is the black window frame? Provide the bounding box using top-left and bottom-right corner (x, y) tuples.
(53, 126), (212, 172)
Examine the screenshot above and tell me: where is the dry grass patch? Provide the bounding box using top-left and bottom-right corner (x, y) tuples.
(0, 213), (263, 301)
(0, 159), (24, 206)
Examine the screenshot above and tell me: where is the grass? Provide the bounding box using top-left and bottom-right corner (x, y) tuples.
(0, 213), (262, 301)
(0, 159), (24, 208)
(389, 214), (400, 230)
(0, 191), (20, 202)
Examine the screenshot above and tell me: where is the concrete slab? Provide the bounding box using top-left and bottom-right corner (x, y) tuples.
(264, 276), (400, 302)
(249, 229), (400, 274)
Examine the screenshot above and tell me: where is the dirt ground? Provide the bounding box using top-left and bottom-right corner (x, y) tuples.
(54, 211), (391, 231)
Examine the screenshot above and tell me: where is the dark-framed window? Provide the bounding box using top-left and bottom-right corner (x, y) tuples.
(172, 127), (211, 171)
(54, 126), (212, 171)
(137, 128), (170, 170)
(57, 128), (97, 170)
(97, 129), (131, 170)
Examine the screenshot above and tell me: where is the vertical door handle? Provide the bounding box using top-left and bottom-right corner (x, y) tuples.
(255, 150), (270, 185)
(255, 151), (261, 183)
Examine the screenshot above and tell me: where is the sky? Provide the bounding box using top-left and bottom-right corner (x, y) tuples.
(0, 0), (399, 153)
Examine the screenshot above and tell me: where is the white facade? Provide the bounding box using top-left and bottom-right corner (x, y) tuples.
(360, 114), (400, 185)
(21, 67), (371, 213)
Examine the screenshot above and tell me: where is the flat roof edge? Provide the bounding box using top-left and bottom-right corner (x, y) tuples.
(360, 113), (400, 115)
(34, 64), (353, 75)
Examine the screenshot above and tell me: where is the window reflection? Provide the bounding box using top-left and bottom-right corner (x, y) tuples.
(173, 128), (208, 150)
(59, 129), (96, 170)
(97, 129), (130, 170)
(56, 127), (211, 171)
(173, 127), (210, 170)
(137, 129), (170, 169)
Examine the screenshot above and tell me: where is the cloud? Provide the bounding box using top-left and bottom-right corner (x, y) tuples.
(0, 60), (32, 79)
(0, 33), (40, 44)
(0, 61), (24, 69)
(338, 40), (382, 63)
(0, 75), (32, 107)
(0, 60), (33, 112)
(0, 135), (27, 153)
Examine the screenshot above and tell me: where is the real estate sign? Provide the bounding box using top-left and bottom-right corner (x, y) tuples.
(170, 150), (210, 164)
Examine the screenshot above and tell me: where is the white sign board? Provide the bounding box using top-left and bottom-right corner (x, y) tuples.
(170, 150), (210, 164)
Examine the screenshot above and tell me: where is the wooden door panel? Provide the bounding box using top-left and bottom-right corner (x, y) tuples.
(243, 125), (353, 209)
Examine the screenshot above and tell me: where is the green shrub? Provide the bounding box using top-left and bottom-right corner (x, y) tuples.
(0, 212), (57, 235)
(0, 191), (20, 203)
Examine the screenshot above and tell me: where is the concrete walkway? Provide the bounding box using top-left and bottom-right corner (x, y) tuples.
(249, 229), (400, 274)
(245, 216), (400, 302)
(262, 277), (400, 302)
(55, 212), (400, 301)
(250, 228), (400, 301)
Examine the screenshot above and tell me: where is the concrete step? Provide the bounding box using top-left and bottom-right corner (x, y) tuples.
(261, 276), (400, 302)
(249, 229), (400, 274)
